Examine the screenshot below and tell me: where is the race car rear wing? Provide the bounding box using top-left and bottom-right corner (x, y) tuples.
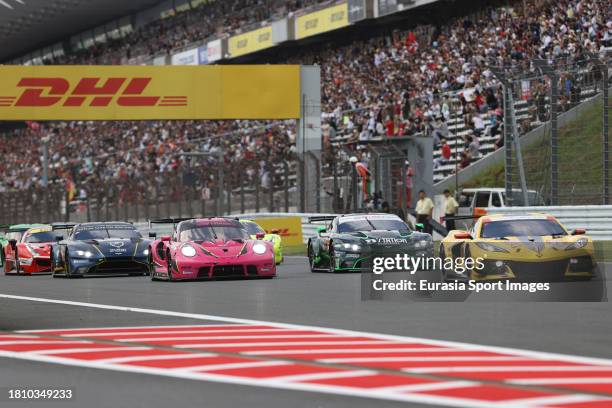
(149, 218), (195, 225)
(149, 217), (240, 226)
(308, 216), (336, 223)
(50, 223), (76, 230)
(0, 225), (31, 233)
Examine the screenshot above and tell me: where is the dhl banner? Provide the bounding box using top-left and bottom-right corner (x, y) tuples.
(228, 26), (274, 58)
(0, 65), (301, 120)
(295, 3), (349, 40)
(250, 217), (303, 247)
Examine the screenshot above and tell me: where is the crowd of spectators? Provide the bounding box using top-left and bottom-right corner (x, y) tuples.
(48, 0), (328, 65)
(0, 0), (610, 206)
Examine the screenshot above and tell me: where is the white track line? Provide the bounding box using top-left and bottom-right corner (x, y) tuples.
(0, 348), (531, 408)
(29, 347), (147, 355)
(174, 341), (395, 348)
(118, 334), (345, 342)
(4, 293), (612, 368)
(173, 361), (288, 373)
(19, 324), (249, 333)
(318, 357), (526, 363)
(509, 377), (612, 385)
(495, 394), (606, 407)
(264, 370), (375, 383)
(2, 293), (612, 408)
(373, 381), (478, 393)
(405, 366), (612, 374)
(0, 340), (90, 346)
(60, 328), (290, 337)
(244, 347), (459, 355)
(97, 353), (215, 364)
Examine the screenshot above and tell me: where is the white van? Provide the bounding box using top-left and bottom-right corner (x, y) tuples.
(456, 188), (542, 228)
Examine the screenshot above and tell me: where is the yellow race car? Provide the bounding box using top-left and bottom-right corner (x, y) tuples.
(240, 220), (283, 265)
(439, 213), (596, 282)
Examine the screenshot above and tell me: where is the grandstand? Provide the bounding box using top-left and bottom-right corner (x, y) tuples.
(0, 0), (610, 220)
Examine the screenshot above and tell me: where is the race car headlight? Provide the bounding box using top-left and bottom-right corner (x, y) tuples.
(143, 248), (150, 256)
(253, 243), (267, 255)
(474, 242), (509, 253)
(414, 240), (431, 248)
(181, 246), (197, 257)
(75, 250), (93, 258)
(335, 243), (361, 252)
(566, 238), (588, 251)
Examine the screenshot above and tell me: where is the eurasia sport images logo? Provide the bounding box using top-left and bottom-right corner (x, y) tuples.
(0, 77), (187, 108)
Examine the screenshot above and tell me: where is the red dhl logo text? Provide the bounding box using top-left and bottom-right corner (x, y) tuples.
(0, 77), (187, 108)
(265, 228), (298, 237)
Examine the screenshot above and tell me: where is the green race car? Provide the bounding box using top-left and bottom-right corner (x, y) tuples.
(307, 213), (433, 273)
(240, 220), (283, 265)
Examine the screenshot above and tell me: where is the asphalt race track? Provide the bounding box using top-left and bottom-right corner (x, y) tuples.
(1, 256), (612, 408)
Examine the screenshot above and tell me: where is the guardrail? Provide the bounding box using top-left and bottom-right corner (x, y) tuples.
(485, 205), (612, 241)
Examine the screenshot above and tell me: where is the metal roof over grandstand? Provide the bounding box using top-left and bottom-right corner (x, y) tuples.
(0, 0), (161, 61)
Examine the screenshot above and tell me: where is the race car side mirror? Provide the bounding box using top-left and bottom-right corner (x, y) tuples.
(316, 226), (326, 235)
(571, 228), (586, 236)
(415, 223), (424, 232)
(160, 235), (171, 242)
(256, 233), (265, 240)
(8, 239), (17, 250)
(55, 235), (63, 242)
(149, 232), (157, 238)
(454, 232), (472, 240)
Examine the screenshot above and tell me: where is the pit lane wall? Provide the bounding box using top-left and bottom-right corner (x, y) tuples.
(485, 206), (612, 241)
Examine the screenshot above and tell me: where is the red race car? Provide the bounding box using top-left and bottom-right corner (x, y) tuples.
(148, 218), (277, 281)
(4, 225), (57, 275)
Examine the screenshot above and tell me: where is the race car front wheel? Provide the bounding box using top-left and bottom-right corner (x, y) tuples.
(328, 246), (337, 273)
(63, 250), (75, 279)
(149, 252), (157, 281)
(166, 251), (174, 281)
(307, 243), (316, 272)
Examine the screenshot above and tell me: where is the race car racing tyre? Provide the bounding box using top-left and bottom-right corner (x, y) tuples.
(14, 258), (21, 275)
(166, 251), (174, 281)
(328, 245), (337, 273)
(63, 250), (75, 279)
(439, 245), (449, 282)
(307, 243), (316, 272)
(149, 252), (157, 281)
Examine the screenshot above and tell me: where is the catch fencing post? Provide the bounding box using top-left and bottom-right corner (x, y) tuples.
(240, 171), (245, 214)
(284, 161), (290, 212)
(268, 163), (274, 213)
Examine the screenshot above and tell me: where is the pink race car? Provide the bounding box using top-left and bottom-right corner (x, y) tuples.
(148, 218), (277, 281)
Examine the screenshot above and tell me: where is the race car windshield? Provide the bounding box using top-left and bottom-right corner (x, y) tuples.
(73, 228), (141, 240)
(243, 222), (265, 235)
(481, 220), (567, 238)
(180, 225), (250, 242)
(107, 229), (142, 239)
(338, 220), (373, 233)
(338, 219), (409, 233)
(25, 231), (56, 243)
(368, 219), (410, 232)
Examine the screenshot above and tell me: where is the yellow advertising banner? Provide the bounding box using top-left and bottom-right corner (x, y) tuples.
(0, 65), (301, 120)
(228, 26), (274, 58)
(249, 217), (303, 247)
(295, 3), (349, 40)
